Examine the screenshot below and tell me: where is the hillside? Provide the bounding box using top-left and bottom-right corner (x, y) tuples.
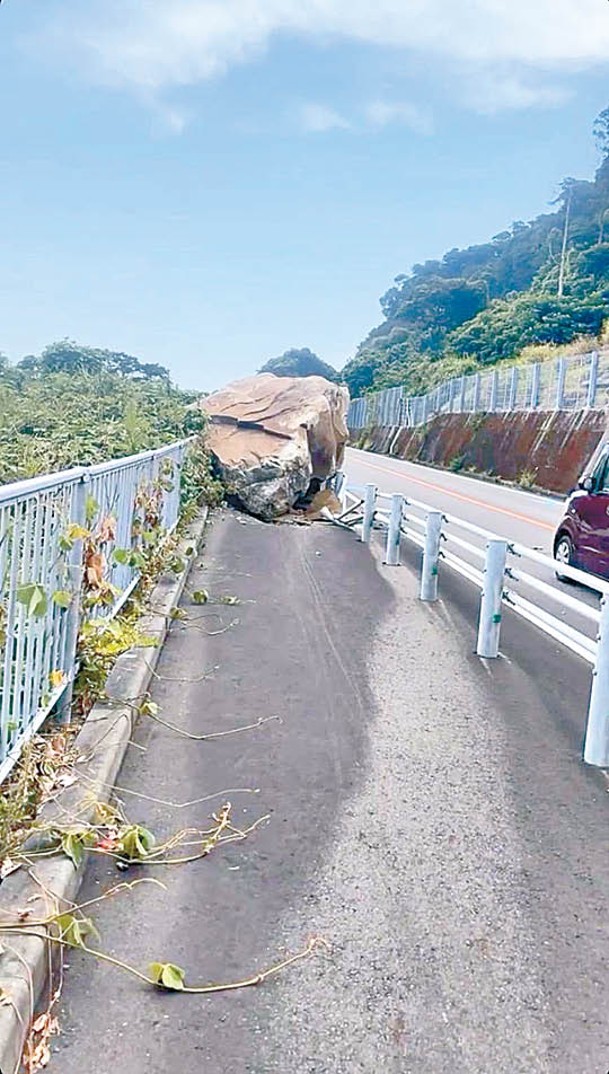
(343, 117), (609, 401)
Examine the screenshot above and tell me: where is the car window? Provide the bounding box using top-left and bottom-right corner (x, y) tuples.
(598, 455), (609, 492)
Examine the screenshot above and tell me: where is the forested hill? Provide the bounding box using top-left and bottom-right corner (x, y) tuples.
(343, 117), (609, 400)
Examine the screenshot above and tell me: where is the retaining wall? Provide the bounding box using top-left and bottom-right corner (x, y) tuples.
(352, 409), (608, 495)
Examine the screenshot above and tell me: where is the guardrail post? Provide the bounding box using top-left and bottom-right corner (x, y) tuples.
(420, 511), (443, 602)
(385, 494), (403, 566)
(587, 350), (599, 409)
(583, 599), (609, 766)
(476, 539), (508, 658)
(334, 470), (347, 509)
(361, 483), (377, 544)
(459, 375), (467, 413)
(57, 472), (88, 723)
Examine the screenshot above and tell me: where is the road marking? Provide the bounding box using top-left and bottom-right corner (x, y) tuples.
(349, 456), (556, 533)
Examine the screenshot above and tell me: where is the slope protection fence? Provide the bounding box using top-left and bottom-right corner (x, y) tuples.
(333, 472), (609, 769)
(348, 347), (609, 430)
(0, 440), (190, 783)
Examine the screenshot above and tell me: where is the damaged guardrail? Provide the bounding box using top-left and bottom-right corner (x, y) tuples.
(335, 475), (609, 769)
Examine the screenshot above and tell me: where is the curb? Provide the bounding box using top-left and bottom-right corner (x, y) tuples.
(0, 508), (209, 1074)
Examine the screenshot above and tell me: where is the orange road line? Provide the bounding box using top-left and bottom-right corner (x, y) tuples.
(350, 456), (556, 533)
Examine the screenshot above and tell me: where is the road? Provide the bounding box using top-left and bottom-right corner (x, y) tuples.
(48, 509), (609, 1073)
(345, 447), (601, 631)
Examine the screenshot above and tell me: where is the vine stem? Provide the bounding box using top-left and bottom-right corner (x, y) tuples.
(7, 930), (328, 995)
(135, 704), (280, 742)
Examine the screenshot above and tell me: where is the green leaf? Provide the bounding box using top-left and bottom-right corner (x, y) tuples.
(52, 589), (72, 609)
(149, 962), (185, 991)
(56, 913), (99, 949)
(138, 698), (159, 717)
(66, 523), (90, 542)
(59, 828), (96, 868)
(112, 548), (131, 565)
(168, 556), (186, 575)
(192, 589), (208, 605)
(59, 522), (89, 551)
(85, 495), (100, 525)
(16, 583), (48, 619)
(60, 832), (83, 868)
(118, 824), (156, 861)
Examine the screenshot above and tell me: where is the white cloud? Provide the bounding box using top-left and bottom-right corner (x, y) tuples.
(364, 100), (433, 135)
(463, 72), (571, 115)
(36, 0), (609, 106)
(299, 103), (351, 132)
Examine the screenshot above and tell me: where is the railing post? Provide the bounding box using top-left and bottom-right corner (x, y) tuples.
(508, 366), (519, 410)
(587, 350), (599, 409)
(472, 372), (481, 413)
(420, 511), (443, 602)
(476, 539), (508, 658)
(583, 598), (609, 766)
(57, 472), (88, 723)
(489, 369), (498, 411)
(530, 362), (540, 409)
(459, 375), (467, 413)
(385, 494), (403, 566)
(555, 356), (567, 409)
(361, 483), (377, 544)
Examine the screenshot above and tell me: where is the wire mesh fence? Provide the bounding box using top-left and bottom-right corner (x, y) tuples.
(348, 348), (608, 429)
(0, 439), (190, 782)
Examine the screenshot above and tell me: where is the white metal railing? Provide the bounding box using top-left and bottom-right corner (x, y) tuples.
(348, 347), (609, 429)
(334, 475), (609, 768)
(0, 439), (190, 783)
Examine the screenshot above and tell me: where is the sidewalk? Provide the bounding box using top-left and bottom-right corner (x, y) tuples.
(49, 510), (609, 1073)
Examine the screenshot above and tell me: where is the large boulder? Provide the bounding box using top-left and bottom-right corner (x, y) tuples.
(199, 374), (349, 520)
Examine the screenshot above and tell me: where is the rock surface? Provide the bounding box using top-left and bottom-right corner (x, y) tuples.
(199, 374), (349, 520)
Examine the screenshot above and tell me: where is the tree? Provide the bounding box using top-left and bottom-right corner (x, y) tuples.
(594, 107), (609, 160)
(259, 348), (340, 382)
(16, 340), (170, 381)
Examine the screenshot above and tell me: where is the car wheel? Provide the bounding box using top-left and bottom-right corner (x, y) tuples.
(555, 534), (575, 582)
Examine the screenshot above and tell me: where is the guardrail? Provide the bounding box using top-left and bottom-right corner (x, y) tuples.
(348, 347), (609, 429)
(0, 439), (190, 783)
(335, 475), (609, 768)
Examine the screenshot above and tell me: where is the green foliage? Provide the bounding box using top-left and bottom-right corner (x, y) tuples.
(0, 369), (194, 482)
(149, 961), (186, 991)
(343, 112), (609, 398)
(259, 347), (340, 382)
(448, 294), (606, 364)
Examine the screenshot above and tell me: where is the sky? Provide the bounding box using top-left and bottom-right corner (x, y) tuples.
(2, 2), (609, 391)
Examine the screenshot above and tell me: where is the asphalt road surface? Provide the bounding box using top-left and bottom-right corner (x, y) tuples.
(48, 507), (609, 1074)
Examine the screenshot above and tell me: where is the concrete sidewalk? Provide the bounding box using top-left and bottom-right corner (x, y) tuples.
(49, 510), (609, 1073)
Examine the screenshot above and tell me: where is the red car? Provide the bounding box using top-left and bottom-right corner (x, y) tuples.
(554, 442), (609, 580)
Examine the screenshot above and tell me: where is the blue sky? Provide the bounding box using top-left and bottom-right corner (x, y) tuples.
(2, 1), (609, 391)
